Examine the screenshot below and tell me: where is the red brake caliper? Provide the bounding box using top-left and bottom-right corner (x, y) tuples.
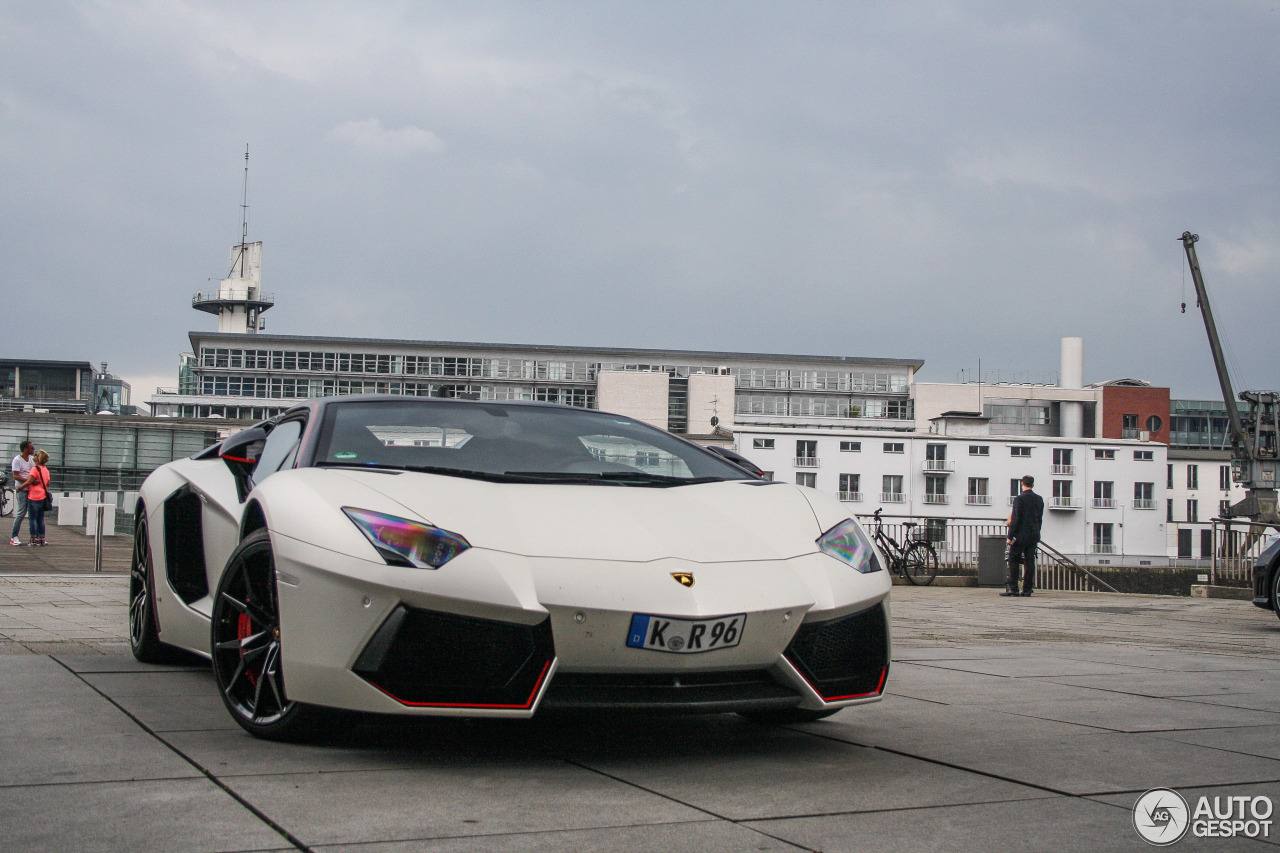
(237, 612), (257, 686)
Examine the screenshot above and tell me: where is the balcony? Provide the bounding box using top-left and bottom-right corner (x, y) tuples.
(1050, 497), (1082, 510)
(923, 494), (950, 505)
(1051, 465), (1076, 475)
(880, 492), (906, 503)
(1092, 498), (1117, 509)
(922, 460), (955, 473)
(1133, 499), (1156, 510)
(1092, 543), (1117, 554)
(966, 495), (992, 506)
(838, 491), (862, 502)
(794, 457), (820, 468)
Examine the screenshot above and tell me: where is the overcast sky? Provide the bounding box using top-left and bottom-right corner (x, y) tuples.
(3, 1), (1278, 402)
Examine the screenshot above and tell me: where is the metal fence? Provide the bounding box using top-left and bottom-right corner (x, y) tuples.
(857, 514), (1116, 592)
(1210, 519), (1276, 584)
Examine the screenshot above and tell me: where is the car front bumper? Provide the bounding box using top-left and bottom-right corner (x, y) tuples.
(270, 532), (891, 717)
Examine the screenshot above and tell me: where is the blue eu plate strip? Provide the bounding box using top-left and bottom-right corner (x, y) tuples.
(626, 614), (650, 648)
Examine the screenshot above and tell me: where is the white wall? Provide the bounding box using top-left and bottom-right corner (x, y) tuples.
(687, 372), (736, 435)
(596, 371), (669, 430)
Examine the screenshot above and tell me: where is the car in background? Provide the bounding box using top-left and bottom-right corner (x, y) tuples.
(130, 396), (890, 740)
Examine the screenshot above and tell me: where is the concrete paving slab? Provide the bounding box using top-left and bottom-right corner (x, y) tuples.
(223, 763), (711, 848)
(746, 795), (1276, 853)
(908, 655), (1159, 679)
(1171, 692), (1280, 713)
(1042, 670), (1280, 699)
(0, 778), (289, 853)
(801, 712), (1280, 795)
(549, 713), (1053, 821)
(81, 669), (222, 699)
(310, 820), (803, 852)
(54, 652), (203, 673)
(885, 660), (1115, 708)
(998, 694), (1280, 733)
(1147, 724), (1280, 761)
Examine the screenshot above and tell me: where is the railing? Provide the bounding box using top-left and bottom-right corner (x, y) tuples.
(838, 491), (862, 502)
(1050, 497), (1082, 509)
(1092, 498), (1117, 509)
(1092, 543), (1117, 554)
(1052, 465), (1076, 475)
(192, 289), (275, 306)
(857, 514), (1120, 592)
(794, 457), (820, 468)
(1037, 541), (1119, 592)
(966, 495), (991, 506)
(880, 492), (906, 503)
(1209, 518), (1276, 584)
(922, 460), (955, 472)
(923, 494), (949, 505)
(1133, 499), (1156, 510)
(1122, 428), (1141, 439)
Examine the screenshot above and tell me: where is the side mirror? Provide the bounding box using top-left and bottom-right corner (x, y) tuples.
(220, 426), (267, 502)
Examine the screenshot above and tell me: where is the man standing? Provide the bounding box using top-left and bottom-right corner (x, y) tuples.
(1002, 474), (1044, 597)
(10, 441), (34, 546)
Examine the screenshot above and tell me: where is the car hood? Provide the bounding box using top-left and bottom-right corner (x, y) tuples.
(330, 470), (825, 563)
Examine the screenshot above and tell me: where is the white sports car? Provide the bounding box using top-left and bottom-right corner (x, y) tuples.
(131, 396), (891, 740)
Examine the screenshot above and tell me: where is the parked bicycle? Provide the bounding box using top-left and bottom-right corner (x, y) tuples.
(0, 473), (11, 517)
(870, 508), (939, 585)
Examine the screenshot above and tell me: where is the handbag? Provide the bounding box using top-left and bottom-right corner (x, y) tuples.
(37, 469), (53, 511)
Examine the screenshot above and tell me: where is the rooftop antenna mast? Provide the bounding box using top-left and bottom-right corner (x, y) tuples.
(230, 144), (250, 278)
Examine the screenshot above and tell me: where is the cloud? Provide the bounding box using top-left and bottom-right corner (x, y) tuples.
(325, 119), (446, 157)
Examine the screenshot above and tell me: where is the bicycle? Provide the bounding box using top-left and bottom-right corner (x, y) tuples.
(870, 508), (939, 585)
(0, 474), (10, 518)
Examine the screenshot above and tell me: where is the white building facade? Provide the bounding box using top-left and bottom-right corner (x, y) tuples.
(733, 423), (1169, 565)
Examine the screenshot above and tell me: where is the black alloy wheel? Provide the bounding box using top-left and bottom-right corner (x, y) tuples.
(1270, 565), (1280, 623)
(129, 509), (179, 663)
(211, 529), (319, 740)
(901, 541), (939, 586)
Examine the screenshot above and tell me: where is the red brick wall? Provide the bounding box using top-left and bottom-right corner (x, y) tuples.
(1100, 386), (1171, 444)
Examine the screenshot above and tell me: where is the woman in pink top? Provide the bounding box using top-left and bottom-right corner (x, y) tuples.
(22, 450), (50, 546)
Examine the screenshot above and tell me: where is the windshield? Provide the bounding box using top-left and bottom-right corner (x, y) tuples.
(311, 400), (753, 485)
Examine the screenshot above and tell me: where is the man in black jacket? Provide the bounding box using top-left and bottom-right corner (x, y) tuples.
(1002, 475), (1044, 597)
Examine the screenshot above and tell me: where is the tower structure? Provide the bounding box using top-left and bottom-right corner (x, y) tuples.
(191, 146), (273, 334)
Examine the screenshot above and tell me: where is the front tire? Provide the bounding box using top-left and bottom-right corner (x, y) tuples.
(901, 541), (939, 586)
(1269, 565), (1280, 622)
(211, 529), (323, 741)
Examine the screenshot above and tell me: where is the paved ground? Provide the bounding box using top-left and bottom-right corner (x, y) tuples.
(3, 559), (1280, 850)
(0, 513), (133, 574)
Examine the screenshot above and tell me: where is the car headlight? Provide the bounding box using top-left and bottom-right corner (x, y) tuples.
(817, 518), (883, 574)
(343, 507), (470, 569)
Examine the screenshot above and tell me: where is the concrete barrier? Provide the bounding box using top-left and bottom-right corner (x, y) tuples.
(84, 504), (116, 537)
(57, 496), (84, 526)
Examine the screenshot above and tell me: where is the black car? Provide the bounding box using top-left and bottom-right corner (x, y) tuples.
(1251, 534), (1280, 616)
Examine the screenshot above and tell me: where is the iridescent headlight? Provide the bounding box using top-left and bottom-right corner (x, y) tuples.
(817, 518), (883, 574)
(343, 507), (470, 569)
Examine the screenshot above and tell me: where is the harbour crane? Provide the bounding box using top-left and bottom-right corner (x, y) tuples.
(1180, 231), (1280, 531)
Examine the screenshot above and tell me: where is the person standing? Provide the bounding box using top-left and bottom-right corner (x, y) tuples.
(22, 450), (51, 547)
(1002, 474), (1044, 597)
(9, 440), (34, 545)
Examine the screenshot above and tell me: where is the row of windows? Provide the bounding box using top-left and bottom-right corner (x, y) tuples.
(791, 473), (1156, 506)
(752, 438), (1150, 461)
(736, 396), (912, 419)
(1165, 498), (1232, 524)
(195, 375), (595, 408)
(196, 348), (909, 392)
(1166, 463), (1234, 491)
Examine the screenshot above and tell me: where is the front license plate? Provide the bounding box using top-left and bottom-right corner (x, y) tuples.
(626, 613), (745, 654)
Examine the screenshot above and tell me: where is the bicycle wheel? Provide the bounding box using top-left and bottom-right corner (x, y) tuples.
(0, 488), (10, 518)
(901, 541), (938, 586)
